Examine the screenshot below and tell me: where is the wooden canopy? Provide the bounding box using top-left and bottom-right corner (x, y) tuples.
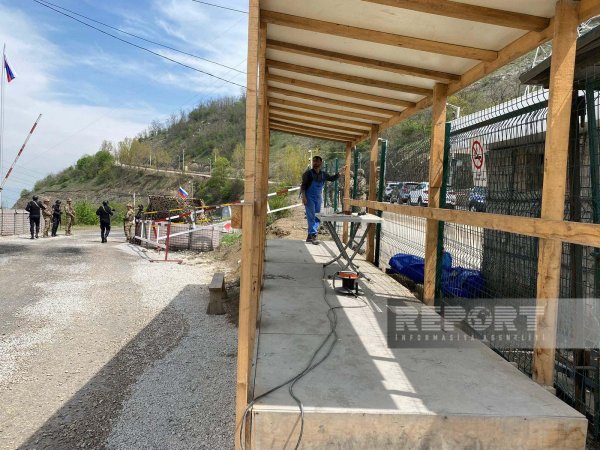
(261, 0), (600, 144)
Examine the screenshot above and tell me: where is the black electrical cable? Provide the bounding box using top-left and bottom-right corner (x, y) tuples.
(190, 0), (248, 14)
(31, 0), (246, 88)
(34, 0), (245, 74)
(239, 264), (368, 450)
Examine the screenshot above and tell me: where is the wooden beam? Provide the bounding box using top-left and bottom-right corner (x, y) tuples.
(363, 0), (550, 32)
(269, 107), (372, 130)
(268, 73), (415, 108)
(366, 124), (379, 263)
(236, 0), (259, 448)
(267, 39), (460, 83)
(268, 59), (432, 96)
(342, 143), (352, 243)
(270, 114), (363, 135)
(533, 0), (578, 389)
(348, 199), (600, 249)
(270, 122), (357, 140)
(261, 10), (498, 61)
(423, 83), (447, 306)
(268, 98), (385, 122)
(580, 0), (600, 22)
(268, 87), (397, 116)
(271, 126), (351, 143)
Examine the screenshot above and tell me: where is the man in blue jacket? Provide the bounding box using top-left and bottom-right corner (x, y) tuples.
(301, 156), (339, 245)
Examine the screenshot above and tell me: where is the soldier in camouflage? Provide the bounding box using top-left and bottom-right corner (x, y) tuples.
(64, 198), (75, 236)
(42, 198), (52, 237)
(124, 204), (135, 242)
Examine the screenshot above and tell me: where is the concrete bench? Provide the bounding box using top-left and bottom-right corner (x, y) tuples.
(207, 272), (226, 315)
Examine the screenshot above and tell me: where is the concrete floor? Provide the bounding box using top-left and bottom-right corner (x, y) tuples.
(251, 239), (587, 450)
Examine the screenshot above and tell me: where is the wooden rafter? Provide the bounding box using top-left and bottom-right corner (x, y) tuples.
(270, 121), (358, 139)
(362, 0), (550, 31)
(261, 10), (498, 61)
(268, 59), (432, 96)
(268, 87), (397, 116)
(270, 114), (363, 135)
(269, 107), (372, 129)
(271, 125), (351, 143)
(268, 98), (385, 122)
(268, 73), (414, 108)
(267, 39), (459, 83)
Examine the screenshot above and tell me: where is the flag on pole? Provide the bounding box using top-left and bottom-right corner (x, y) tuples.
(178, 186), (189, 198)
(4, 55), (15, 82)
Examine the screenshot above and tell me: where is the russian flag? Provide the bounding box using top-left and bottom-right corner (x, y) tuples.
(178, 186), (189, 198)
(4, 55), (15, 83)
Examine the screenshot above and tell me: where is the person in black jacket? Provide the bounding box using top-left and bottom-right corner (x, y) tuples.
(96, 200), (114, 243)
(51, 200), (62, 237)
(24, 195), (45, 239)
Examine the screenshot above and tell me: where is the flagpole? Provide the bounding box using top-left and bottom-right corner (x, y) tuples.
(1, 43), (5, 209)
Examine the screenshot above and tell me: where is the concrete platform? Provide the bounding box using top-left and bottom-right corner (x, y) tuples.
(251, 240), (587, 450)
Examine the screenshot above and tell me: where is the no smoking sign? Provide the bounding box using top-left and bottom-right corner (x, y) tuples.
(471, 140), (485, 171)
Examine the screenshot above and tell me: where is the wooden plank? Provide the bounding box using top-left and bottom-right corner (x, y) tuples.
(268, 87), (398, 116)
(269, 106), (372, 129)
(580, 0), (600, 22)
(267, 39), (460, 83)
(261, 10), (498, 61)
(270, 126), (351, 143)
(423, 83), (447, 306)
(268, 59), (432, 96)
(235, 1), (259, 448)
(268, 98), (385, 122)
(269, 115), (363, 135)
(268, 73), (416, 108)
(366, 125), (379, 263)
(270, 122), (357, 140)
(533, 0), (578, 389)
(348, 199), (600, 249)
(363, 0), (550, 31)
(209, 272), (225, 290)
(342, 143), (352, 243)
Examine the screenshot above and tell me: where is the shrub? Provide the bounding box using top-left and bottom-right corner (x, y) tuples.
(74, 200), (99, 225)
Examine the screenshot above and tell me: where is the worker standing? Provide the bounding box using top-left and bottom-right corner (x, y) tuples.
(64, 198), (75, 236)
(300, 156), (339, 245)
(123, 204), (134, 243)
(96, 200), (114, 243)
(51, 200), (62, 237)
(41, 198), (52, 237)
(24, 195), (44, 239)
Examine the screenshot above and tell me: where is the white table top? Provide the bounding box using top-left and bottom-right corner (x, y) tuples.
(316, 212), (384, 224)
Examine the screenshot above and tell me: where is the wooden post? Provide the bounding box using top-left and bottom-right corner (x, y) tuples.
(342, 142), (352, 243)
(533, 0), (578, 388)
(423, 83), (448, 305)
(235, 1), (259, 448)
(366, 125), (379, 262)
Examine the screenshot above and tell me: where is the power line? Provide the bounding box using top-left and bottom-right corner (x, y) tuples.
(35, 0), (245, 74)
(190, 0), (248, 14)
(32, 0), (246, 88)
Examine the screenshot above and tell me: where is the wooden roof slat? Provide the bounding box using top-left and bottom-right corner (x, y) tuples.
(268, 98), (385, 122)
(269, 86), (400, 116)
(270, 121), (358, 139)
(270, 124), (353, 142)
(268, 73), (419, 107)
(269, 107), (372, 129)
(270, 114), (364, 134)
(267, 39), (460, 83)
(267, 59), (431, 95)
(261, 10), (498, 61)
(362, 0), (550, 32)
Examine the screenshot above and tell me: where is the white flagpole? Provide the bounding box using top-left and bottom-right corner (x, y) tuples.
(1, 43), (5, 209)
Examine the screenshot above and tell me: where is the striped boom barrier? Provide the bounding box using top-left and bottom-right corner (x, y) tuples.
(0, 114), (42, 192)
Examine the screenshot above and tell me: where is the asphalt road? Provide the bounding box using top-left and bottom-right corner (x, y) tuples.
(0, 230), (236, 449)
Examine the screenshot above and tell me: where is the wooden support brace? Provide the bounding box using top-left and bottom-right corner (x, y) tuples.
(207, 272), (227, 315)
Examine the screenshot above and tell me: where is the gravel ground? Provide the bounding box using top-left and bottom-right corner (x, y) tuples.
(0, 230), (237, 450)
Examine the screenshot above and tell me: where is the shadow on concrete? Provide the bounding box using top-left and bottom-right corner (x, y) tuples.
(16, 285), (200, 450)
(0, 243), (27, 255)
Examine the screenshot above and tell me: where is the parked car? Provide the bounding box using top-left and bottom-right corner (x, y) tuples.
(390, 181), (419, 203)
(383, 182), (400, 202)
(408, 182), (457, 208)
(468, 186), (487, 212)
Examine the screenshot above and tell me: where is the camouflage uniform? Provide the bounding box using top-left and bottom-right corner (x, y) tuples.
(42, 199), (52, 237)
(123, 204), (135, 242)
(64, 199), (75, 236)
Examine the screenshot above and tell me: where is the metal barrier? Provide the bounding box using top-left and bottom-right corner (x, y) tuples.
(0, 209), (31, 237)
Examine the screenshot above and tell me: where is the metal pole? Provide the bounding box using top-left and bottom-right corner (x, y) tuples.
(374, 139), (386, 267)
(351, 149), (359, 236)
(1, 44), (6, 210)
(324, 161), (328, 208)
(434, 122), (452, 303)
(333, 158), (339, 211)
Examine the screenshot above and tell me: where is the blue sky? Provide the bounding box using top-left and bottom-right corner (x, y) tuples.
(0, 0), (248, 207)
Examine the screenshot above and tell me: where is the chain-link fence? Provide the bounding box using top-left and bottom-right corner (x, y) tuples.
(0, 209), (31, 236)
